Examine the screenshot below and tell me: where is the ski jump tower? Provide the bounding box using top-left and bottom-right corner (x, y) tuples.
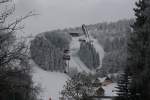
(82, 24), (93, 44)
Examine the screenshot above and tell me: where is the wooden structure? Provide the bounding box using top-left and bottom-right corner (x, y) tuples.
(82, 24), (92, 43)
(69, 32), (80, 37)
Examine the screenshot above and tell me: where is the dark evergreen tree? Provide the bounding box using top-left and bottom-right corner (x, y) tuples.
(127, 0), (150, 100)
(116, 69), (131, 100)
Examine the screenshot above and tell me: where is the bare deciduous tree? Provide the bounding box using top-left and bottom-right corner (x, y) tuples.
(0, 0), (39, 100)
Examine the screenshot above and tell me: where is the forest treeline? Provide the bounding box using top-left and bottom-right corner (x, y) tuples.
(30, 19), (134, 74)
(65, 19), (133, 74)
(30, 31), (71, 72)
(91, 19), (134, 74)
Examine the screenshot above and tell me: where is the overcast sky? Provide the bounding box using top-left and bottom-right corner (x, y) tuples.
(14, 0), (137, 35)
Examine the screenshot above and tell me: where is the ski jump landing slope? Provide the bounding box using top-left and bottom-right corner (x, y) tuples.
(69, 36), (92, 73)
(69, 35), (105, 73)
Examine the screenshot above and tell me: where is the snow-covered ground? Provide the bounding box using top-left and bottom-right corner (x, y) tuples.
(31, 61), (69, 100)
(32, 66), (117, 100)
(103, 83), (117, 96)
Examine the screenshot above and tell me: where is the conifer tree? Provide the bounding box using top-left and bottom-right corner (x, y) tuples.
(127, 0), (150, 100)
(116, 69), (131, 100)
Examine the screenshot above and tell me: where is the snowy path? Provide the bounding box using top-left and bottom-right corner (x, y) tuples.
(31, 61), (69, 100)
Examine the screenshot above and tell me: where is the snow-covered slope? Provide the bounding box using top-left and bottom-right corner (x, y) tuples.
(91, 37), (105, 69)
(69, 36), (93, 73)
(69, 35), (105, 73)
(31, 61), (69, 100)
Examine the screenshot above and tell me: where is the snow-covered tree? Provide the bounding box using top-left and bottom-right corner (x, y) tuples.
(127, 0), (150, 100)
(61, 73), (101, 100)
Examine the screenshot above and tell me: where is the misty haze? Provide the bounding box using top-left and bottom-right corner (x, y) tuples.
(14, 0), (136, 35)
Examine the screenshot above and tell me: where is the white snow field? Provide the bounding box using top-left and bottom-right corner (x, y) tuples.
(31, 61), (69, 100)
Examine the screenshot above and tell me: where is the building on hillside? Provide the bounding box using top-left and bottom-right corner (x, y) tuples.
(92, 78), (105, 96)
(102, 76), (113, 86)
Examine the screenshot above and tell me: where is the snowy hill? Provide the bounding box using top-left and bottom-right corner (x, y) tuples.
(30, 30), (117, 100)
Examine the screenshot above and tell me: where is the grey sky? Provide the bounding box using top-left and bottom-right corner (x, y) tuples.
(14, 0), (137, 35)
